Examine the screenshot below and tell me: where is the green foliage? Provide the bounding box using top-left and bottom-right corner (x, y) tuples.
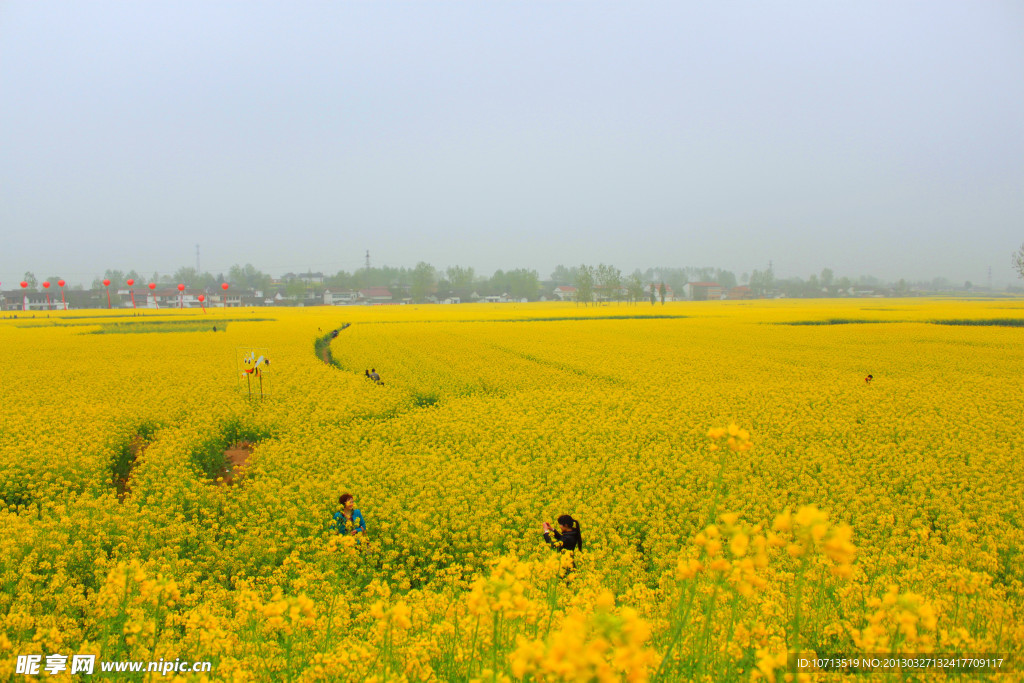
(410, 262), (437, 302)
(595, 264), (622, 303)
(89, 322), (234, 334)
(626, 272), (645, 304)
(188, 419), (273, 482)
(446, 266), (476, 300)
(228, 263), (273, 291)
(111, 422), (160, 495)
(574, 265), (595, 305)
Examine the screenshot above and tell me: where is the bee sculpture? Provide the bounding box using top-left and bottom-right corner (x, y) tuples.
(241, 351), (270, 398)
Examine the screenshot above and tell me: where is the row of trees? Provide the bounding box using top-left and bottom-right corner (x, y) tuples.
(15, 248), (1024, 300)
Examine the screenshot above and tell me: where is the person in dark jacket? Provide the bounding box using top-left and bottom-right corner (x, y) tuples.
(543, 514), (583, 553)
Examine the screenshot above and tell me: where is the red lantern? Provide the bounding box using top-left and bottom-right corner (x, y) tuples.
(42, 281), (51, 309)
(148, 283), (156, 290)
(43, 281), (50, 289)
(126, 278), (134, 286)
(177, 283), (185, 309)
(221, 282), (229, 290)
(58, 279), (65, 287)
(177, 284), (185, 291)
(198, 294), (206, 302)
(19, 281), (27, 311)
(20, 281), (27, 288)
(103, 279), (111, 287)
(58, 279), (67, 310)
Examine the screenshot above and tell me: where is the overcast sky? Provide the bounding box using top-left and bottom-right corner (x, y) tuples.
(1, 1), (1022, 287)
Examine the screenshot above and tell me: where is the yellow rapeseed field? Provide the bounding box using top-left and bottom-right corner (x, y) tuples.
(0, 299), (1022, 681)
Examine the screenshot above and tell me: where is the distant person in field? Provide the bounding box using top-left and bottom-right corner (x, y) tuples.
(865, 374), (873, 384)
(370, 368), (381, 383)
(543, 515), (583, 567)
(333, 493), (366, 536)
(364, 369), (372, 380)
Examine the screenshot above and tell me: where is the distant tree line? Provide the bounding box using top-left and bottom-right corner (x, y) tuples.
(14, 252), (1024, 304)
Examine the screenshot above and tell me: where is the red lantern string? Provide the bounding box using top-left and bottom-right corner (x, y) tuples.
(42, 281), (51, 309)
(103, 279), (111, 309)
(58, 279), (66, 311)
(177, 283), (185, 309)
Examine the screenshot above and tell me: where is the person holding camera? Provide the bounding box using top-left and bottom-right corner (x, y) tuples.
(542, 514), (583, 553)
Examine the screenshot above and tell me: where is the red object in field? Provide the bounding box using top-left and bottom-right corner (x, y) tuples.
(103, 279), (111, 286)
(42, 282), (51, 309)
(20, 281), (27, 288)
(148, 283), (156, 289)
(177, 284), (185, 308)
(198, 294), (205, 302)
(43, 282), (50, 289)
(221, 282), (229, 290)
(177, 284), (185, 291)
(58, 280), (67, 310)
(58, 279), (65, 287)
(126, 278), (134, 286)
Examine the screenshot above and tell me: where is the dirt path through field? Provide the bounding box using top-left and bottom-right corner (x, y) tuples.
(115, 435), (149, 499)
(316, 323), (350, 367)
(221, 442), (254, 486)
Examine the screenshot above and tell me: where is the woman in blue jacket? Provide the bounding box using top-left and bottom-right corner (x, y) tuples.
(333, 493), (366, 536)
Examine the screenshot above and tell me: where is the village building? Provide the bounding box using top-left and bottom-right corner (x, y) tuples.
(553, 285), (577, 301)
(323, 289), (359, 306)
(726, 285), (752, 300)
(686, 282), (723, 301)
(358, 287), (393, 304)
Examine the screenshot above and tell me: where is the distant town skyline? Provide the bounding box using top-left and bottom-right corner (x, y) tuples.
(1, 251), (1014, 291)
(2, 1), (1022, 288)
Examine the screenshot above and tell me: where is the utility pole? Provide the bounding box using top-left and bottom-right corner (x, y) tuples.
(365, 250), (371, 270)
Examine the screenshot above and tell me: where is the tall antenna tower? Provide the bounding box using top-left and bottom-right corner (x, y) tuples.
(365, 250), (371, 270)
(196, 244), (200, 273)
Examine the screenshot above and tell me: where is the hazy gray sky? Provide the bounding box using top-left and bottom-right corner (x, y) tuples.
(2, 1), (1022, 286)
